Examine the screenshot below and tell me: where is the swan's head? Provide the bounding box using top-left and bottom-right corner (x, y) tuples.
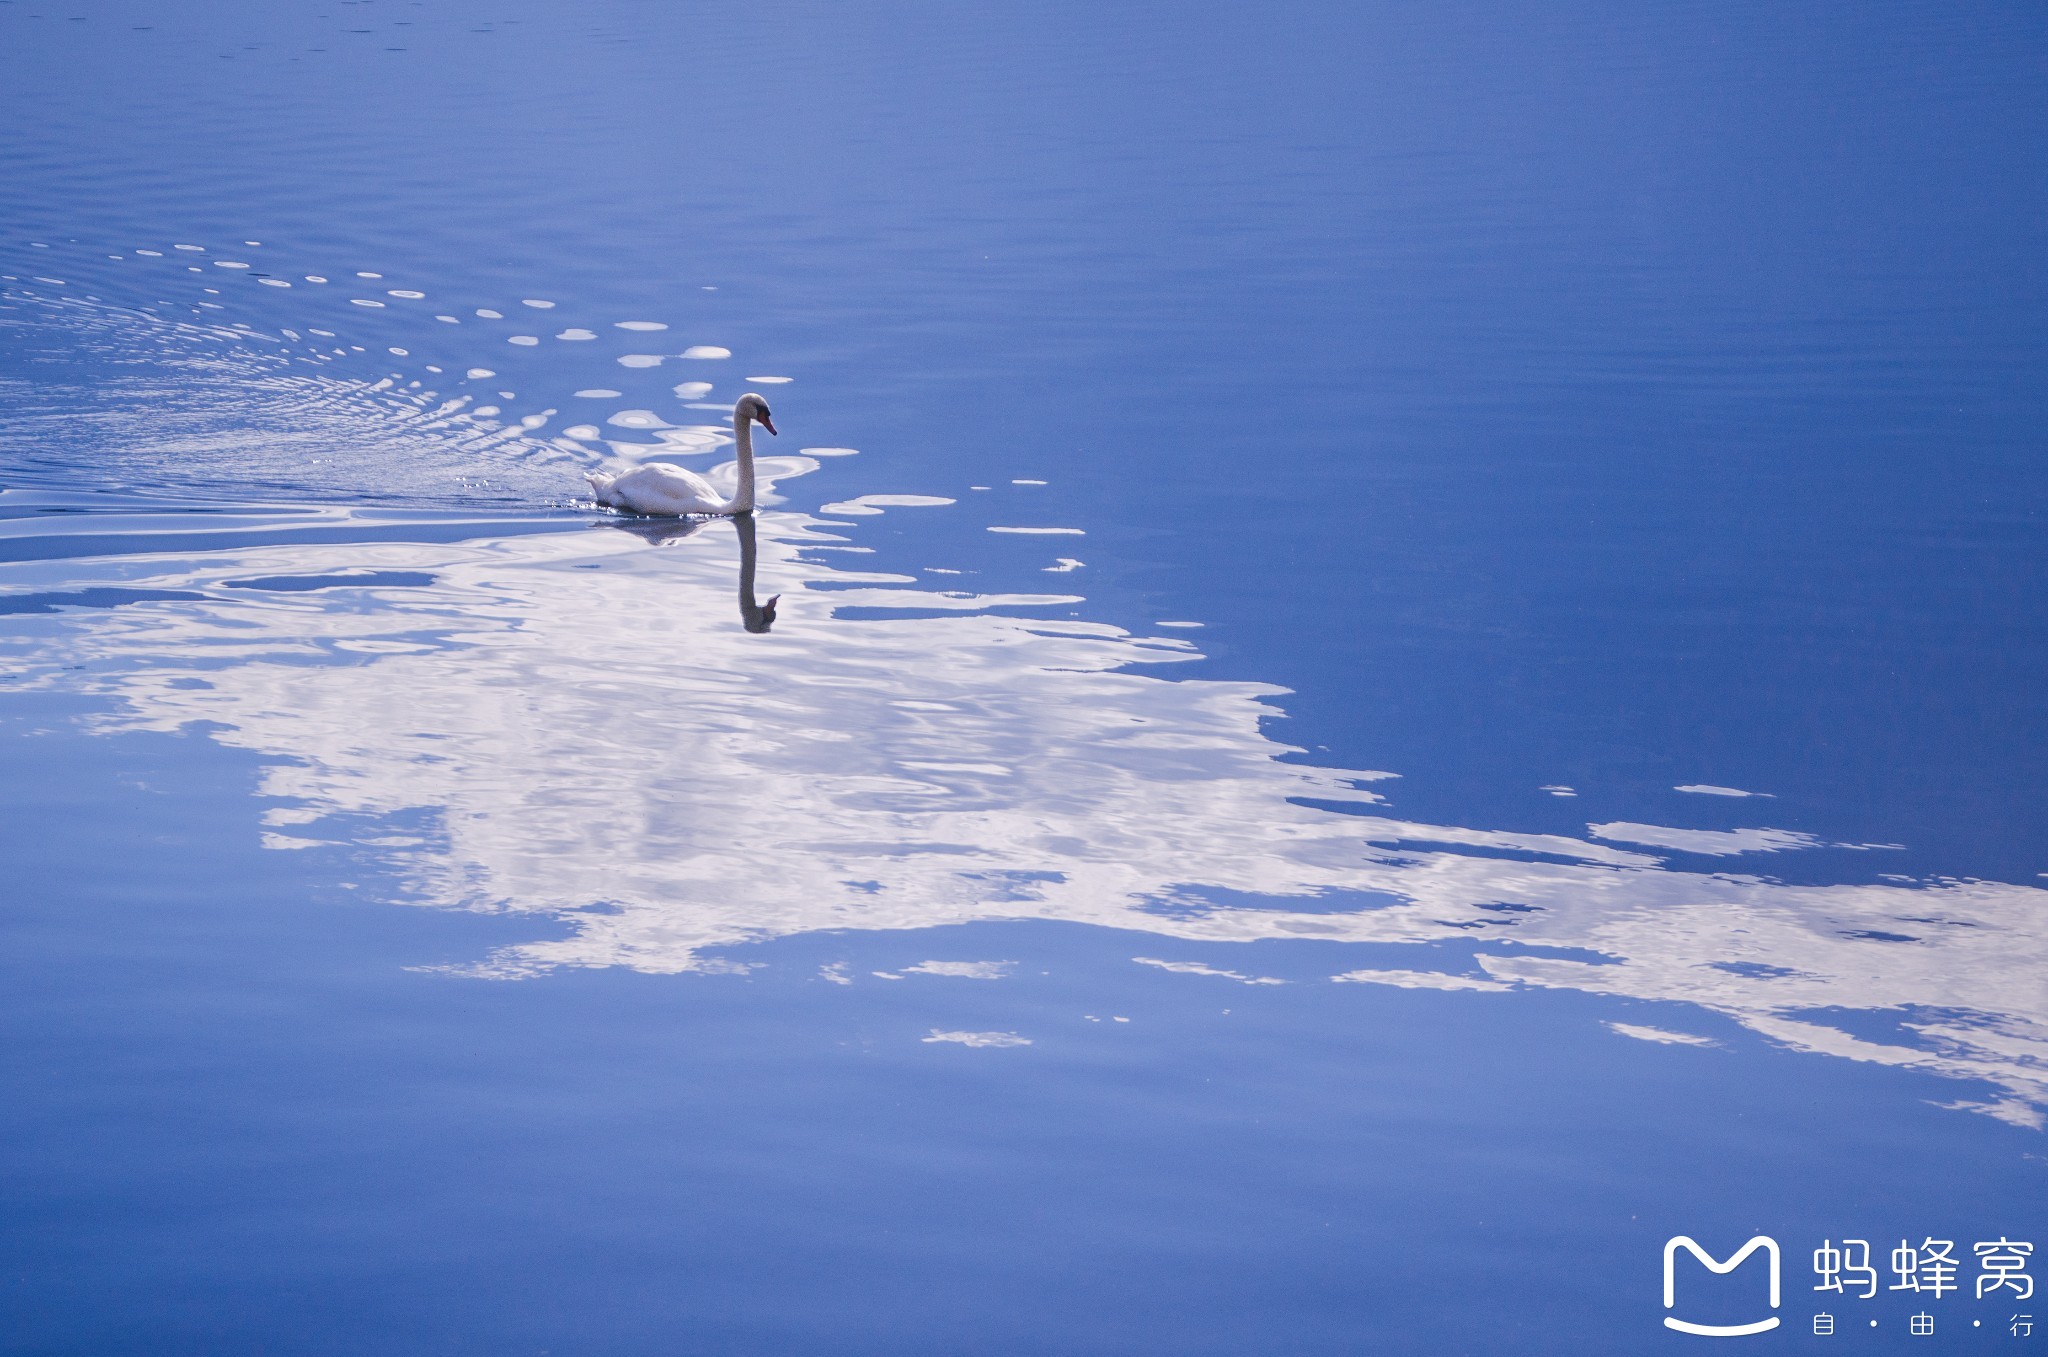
(736, 392), (777, 436)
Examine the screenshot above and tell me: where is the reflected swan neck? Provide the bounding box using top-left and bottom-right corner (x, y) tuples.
(736, 512), (775, 631)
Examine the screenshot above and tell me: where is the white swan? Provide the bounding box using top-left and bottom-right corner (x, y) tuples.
(585, 393), (777, 516)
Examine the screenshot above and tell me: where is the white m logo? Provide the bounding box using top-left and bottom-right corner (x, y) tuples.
(1663, 1235), (1781, 1336)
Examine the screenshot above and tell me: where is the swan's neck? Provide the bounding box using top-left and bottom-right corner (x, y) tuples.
(729, 412), (757, 513)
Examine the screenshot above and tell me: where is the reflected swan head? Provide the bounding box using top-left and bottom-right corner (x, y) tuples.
(736, 392), (776, 437)
(743, 592), (780, 633)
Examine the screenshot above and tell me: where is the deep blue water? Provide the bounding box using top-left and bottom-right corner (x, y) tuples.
(1, 3), (2044, 1353)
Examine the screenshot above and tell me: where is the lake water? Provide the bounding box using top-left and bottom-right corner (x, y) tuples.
(2, 3), (2044, 1352)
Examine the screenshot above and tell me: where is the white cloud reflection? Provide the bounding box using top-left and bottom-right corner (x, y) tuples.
(923, 1031), (1033, 1048)
(6, 512), (2047, 1125)
(897, 961), (1014, 980)
(1134, 958), (1287, 986)
(1607, 1022), (1718, 1047)
(1587, 822), (1828, 856)
(1333, 969), (1511, 993)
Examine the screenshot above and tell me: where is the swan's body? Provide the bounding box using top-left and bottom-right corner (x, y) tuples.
(587, 393), (776, 516)
(587, 461), (730, 517)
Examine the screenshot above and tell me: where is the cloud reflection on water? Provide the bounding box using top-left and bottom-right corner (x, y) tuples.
(5, 507), (2046, 1126)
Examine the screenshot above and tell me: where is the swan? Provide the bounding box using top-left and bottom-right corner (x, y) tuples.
(586, 392), (777, 516)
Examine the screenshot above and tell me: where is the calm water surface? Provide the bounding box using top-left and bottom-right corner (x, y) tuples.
(2, 3), (2044, 1353)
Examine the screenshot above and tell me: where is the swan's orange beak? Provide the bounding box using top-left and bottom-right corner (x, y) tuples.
(758, 413), (778, 436)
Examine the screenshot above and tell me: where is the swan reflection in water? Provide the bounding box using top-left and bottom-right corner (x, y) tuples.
(734, 514), (781, 633)
(5, 505), (2047, 1128)
(606, 511), (780, 634)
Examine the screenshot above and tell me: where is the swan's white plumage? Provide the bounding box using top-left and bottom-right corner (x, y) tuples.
(587, 463), (728, 516)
